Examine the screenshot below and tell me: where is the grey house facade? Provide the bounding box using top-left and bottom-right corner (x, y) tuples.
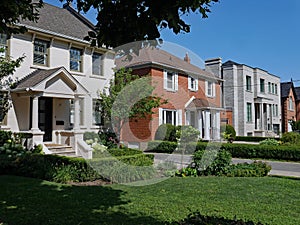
(206, 59), (281, 137)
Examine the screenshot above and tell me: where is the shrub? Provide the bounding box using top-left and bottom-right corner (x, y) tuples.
(154, 124), (178, 142)
(259, 138), (279, 146)
(235, 136), (279, 142)
(226, 161), (271, 177)
(0, 130), (12, 146)
(146, 140), (178, 154)
(179, 125), (200, 143)
(169, 210), (263, 225)
(281, 132), (300, 145)
(221, 124), (236, 142)
(83, 131), (99, 142)
(98, 127), (118, 148)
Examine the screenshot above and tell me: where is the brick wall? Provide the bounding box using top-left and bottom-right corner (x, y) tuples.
(281, 88), (297, 133)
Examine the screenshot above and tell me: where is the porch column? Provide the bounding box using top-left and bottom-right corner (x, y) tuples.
(198, 110), (202, 138)
(204, 111), (210, 140)
(31, 96), (40, 131)
(215, 111), (220, 140)
(73, 97), (80, 130)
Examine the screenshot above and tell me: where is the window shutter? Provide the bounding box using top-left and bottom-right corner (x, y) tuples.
(158, 108), (163, 125)
(177, 110), (182, 125)
(188, 76), (191, 90)
(195, 78), (199, 91)
(213, 82), (216, 97)
(163, 70), (167, 90)
(175, 73), (178, 91)
(205, 81), (208, 96)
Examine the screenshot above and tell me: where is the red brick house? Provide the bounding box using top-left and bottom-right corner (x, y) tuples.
(295, 87), (300, 121)
(116, 47), (223, 148)
(281, 82), (297, 132)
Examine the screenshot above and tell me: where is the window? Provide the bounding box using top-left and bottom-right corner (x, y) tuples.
(189, 111), (196, 128)
(289, 96), (294, 110)
(272, 83), (275, 94)
(69, 99), (84, 126)
(0, 33), (8, 57)
(70, 48), (82, 71)
(159, 108), (182, 126)
(260, 78), (265, 93)
(163, 71), (178, 91)
(92, 53), (102, 75)
(92, 99), (103, 125)
(246, 76), (251, 91)
(274, 84), (278, 94)
(268, 82), (271, 93)
(188, 76), (198, 91)
(206, 81), (215, 97)
(275, 104), (278, 117)
(247, 103), (252, 122)
(33, 39), (49, 65)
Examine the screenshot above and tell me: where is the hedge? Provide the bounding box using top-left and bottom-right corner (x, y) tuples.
(147, 141), (300, 161)
(235, 136), (280, 142)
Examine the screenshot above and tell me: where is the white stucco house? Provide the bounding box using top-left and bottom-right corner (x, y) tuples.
(0, 3), (115, 158)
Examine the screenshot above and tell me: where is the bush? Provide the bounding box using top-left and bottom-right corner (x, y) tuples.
(221, 124), (236, 142)
(146, 140), (178, 154)
(98, 127), (118, 148)
(281, 132), (300, 145)
(154, 124), (178, 142)
(0, 130), (12, 146)
(226, 161), (271, 177)
(235, 136), (279, 142)
(192, 148), (232, 176)
(259, 138), (279, 146)
(169, 211), (263, 225)
(83, 131), (99, 142)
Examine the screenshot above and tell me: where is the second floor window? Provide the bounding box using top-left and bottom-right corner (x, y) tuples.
(33, 39), (49, 65)
(163, 71), (178, 91)
(246, 76), (251, 91)
(206, 81), (215, 97)
(0, 33), (8, 58)
(289, 96), (294, 110)
(188, 76), (198, 91)
(92, 53), (102, 75)
(260, 78), (265, 93)
(70, 48), (82, 71)
(247, 103), (252, 122)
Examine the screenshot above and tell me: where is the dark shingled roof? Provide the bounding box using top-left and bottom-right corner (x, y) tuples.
(295, 87), (300, 101)
(116, 47), (216, 79)
(19, 3), (94, 40)
(14, 67), (63, 89)
(280, 82), (294, 98)
(186, 98), (218, 109)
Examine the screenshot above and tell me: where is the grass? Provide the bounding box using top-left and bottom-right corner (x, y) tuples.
(0, 175), (299, 225)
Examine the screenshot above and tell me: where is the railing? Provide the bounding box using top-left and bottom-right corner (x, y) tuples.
(77, 139), (93, 159)
(54, 130), (74, 146)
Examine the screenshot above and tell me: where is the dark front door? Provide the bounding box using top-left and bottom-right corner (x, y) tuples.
(38, 97), (53, 141)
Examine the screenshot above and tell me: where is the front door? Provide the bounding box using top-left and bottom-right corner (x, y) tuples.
(38, 97), (53, 141)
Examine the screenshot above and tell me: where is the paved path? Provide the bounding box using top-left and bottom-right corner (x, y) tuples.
(149, 153), (300, 178)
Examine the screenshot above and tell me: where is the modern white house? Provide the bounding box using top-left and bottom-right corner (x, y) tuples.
(206, 59), (281, 137)
(0, 3), (115, 158)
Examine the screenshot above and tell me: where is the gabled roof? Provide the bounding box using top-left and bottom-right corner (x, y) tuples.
(295, 87), (300, 101)
(116, 47), (218, 80)
(19, 3), (94, 41)
(186, 98), (219, 110)
(280, 82), (294, 98)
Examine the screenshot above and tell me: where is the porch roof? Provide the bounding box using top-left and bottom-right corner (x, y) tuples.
(12, 67), (89, 97)
(186, 98), (220, 110)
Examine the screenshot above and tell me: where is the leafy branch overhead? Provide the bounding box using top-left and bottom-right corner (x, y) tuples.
(74, 0), (220, 48)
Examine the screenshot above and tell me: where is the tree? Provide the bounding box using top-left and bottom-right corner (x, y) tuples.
(0, 0), (43, 34)
(72, 0), (220, 48)
(99, 68), (166, 146)
(290, 120), (300, 132)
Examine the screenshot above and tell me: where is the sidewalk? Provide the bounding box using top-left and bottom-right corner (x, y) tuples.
(150, 153), (300, 178)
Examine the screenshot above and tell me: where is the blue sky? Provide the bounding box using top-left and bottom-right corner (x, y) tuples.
(44, 0), (300, 83)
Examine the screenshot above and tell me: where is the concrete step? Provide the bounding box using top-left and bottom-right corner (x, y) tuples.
(45, 143), (81, 158)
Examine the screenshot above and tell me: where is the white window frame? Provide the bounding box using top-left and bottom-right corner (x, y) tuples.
(188, 76), (198, 91)
(289, 96), (294, 110)
(205, 81), (215, 97)
(158, 108), (182, 126)
(70, 47), (82, 72)
(92, 52), (103, 76)
(163, 70), (178, 91)
(33, 39), (49, 66)
(92, 99), (102, 125)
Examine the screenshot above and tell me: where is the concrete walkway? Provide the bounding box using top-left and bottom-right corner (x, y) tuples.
(149, 153), (300, 178)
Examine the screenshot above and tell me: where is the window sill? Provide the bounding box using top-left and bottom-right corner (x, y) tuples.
(71, 71), (85, 76)
(30, 64), (49, 70)
(245, 90), (253, 93)
(164, 88), (177, 93)
(206, 95), (215, 99)
(189, 89), (197, 92)
(89, 74), (106, 80)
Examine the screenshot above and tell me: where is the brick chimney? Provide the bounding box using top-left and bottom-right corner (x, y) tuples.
(205, 58), (222, 78)
(184, 53), (191, 64)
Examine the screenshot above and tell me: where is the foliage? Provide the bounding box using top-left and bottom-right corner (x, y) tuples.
(75, 0), (220, 49)
(225, 161), (271, 177)
(83, 131), (99, 142)
(290, 120), (300, 132)
(175, 167), (198, 177)
(178, 125), (200, 143)
(0, 130), (12, 146)
(146, 140), (178, 154)
(169, 210), (263, 225)
(98, 127), (118, 148)
(281, 132), (300, 145)
(221, 124), (236, 142)
(99, 68), (165, 147)
(259, 138), (279, 146)
(0, 0), (43, 34)
(154, 124), (178, 142)
(235, 136), (279, 142)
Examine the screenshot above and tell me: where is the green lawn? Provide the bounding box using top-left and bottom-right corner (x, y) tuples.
(0, 175), (299, 225)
